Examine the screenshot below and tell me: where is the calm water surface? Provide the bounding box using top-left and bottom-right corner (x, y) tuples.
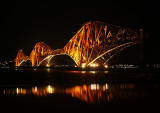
(0, 68), (160, 113)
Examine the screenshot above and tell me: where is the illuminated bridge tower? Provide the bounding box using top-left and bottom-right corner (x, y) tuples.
(63, 21), (138, 67)
(15, 49), (29, 66)
(29, 42), (54, 66)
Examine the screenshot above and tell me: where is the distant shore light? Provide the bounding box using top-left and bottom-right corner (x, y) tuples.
(104, 65), (108, 69)
(47, 85), (54, 94)
(46, 64), (50, 67)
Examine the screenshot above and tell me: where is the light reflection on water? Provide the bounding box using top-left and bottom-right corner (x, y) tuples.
(1, 83), (147, 104)
(1, 69), (160, 104)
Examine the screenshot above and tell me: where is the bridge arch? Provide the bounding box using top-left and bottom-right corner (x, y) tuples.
(106, 43), (139, 65)
(38, 54), (78, 67)
(49, 54), (77, 66)
(87, 42), (137, 66)
(18, 59), (32, 67)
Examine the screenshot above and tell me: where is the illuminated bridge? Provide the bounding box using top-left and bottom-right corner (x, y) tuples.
(15, 21), (138, 67)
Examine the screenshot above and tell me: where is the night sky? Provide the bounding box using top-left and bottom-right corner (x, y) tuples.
(0, 0), (159, 61)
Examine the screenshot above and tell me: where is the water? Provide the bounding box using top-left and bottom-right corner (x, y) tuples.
(0, 68), (160, 113)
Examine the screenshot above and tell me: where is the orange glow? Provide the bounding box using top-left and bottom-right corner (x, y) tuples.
(75, 86), (81, 92)
(81, 63), (86, 68)
(65, 84), (111, 103)
(46, 64), (50, 67)
(89, 71), (96, 74)
(104, 64), (108, 68)
(15, 21), (138, 67)
(81, 71), (86, 74)
(46, 68), (51, 72)
(29, 42), (54, 66)
(2, 83), (113, 103)
(20, 89), (27, 95)
(89, 63), (99, 68)
(15, 49), (29, 66)
(35, 86), (37, 92)
(103, 84), (108, 91)
(105, 84), (108, 89)
(2, 83), (140, 104)
(104, 71), (109, 74)
(16, 88), (19, 94)
(47, 85), (54, 94)
(91, 84), (97, 90)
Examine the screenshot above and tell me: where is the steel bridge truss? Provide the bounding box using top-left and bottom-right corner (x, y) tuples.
(15, 21), (138, 67)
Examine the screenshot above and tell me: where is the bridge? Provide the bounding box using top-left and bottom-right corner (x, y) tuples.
(15, 21), (138, 67)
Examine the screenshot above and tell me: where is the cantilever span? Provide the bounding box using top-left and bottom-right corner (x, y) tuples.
(15, 21), (138, 67)
(15, 49), (29, 66)
(63, 21), (138, 67)
(29, 42), (54, 66)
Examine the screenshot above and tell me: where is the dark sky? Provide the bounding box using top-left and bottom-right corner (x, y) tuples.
(0, 0), (159, 60)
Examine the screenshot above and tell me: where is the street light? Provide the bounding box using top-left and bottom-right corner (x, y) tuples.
(81, 63), (86, 68)
(104, 64), (108, 69)
(46, 64), (50, 67)
(89, 63), (99, 68)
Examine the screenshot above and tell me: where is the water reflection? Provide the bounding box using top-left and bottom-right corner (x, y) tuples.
(65, 84), (111, 103)
(89, 71), (97, 74)
(1, 83), (151, 103)
(2, 85), (56, 96)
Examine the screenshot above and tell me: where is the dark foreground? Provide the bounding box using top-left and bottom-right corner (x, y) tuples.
(0, 68), (160, 113)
